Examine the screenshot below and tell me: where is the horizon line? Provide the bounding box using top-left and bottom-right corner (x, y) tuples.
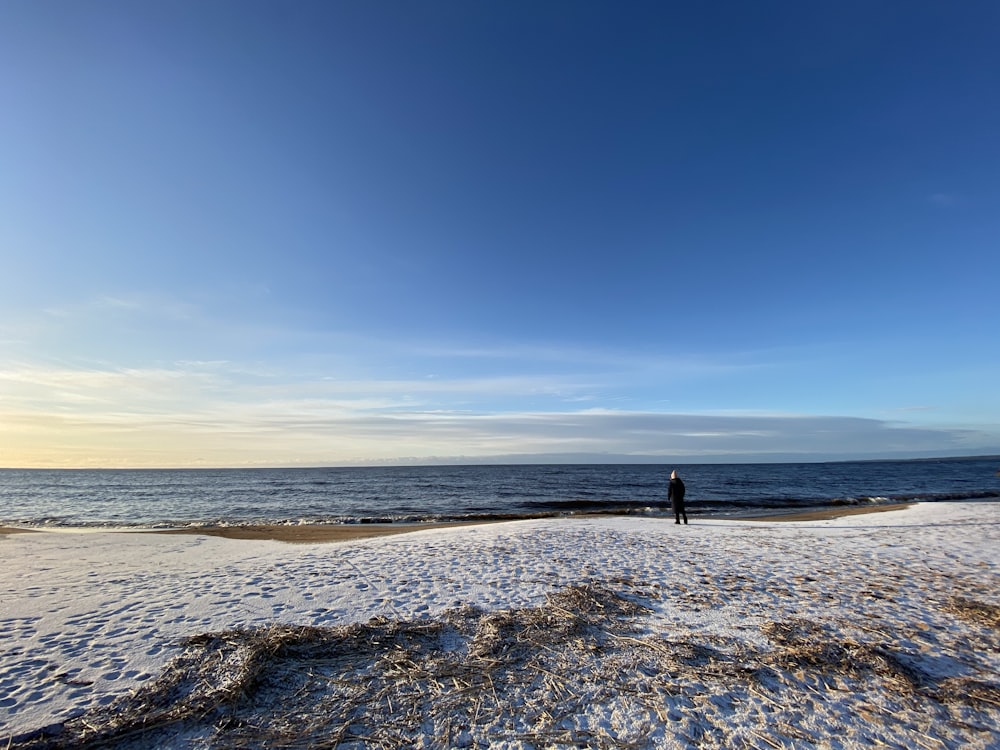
(2, 452), (998, 471)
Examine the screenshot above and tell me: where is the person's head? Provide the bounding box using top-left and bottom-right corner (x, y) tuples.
(670, 470), (678, 479)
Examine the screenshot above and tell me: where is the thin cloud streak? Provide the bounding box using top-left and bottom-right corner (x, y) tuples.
(1, 379), (991, 467)
(403, 340), (770, 376)
(2, 292), (778, 379)
(2, 302), (998, 467)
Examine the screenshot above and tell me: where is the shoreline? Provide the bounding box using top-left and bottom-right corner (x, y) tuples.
(154, 518), (498, 543)
(739, 501), (913, 523)
(0, 502), (914, 544)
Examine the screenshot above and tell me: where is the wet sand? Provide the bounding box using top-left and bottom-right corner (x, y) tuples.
(0, 521), (490, 543)
(153, 519), (497, 543)
(741, 502), (912, 523)
(0, 503), (912, 543)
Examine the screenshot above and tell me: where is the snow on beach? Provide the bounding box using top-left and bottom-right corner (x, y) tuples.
(2, 502), (998, 748)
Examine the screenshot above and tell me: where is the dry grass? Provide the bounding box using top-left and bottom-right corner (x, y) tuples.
(10, 583), (1000, 750)
(945, 597), (1000, 630)
(759, 618), (925, 692)
(13, 584), (655, 749)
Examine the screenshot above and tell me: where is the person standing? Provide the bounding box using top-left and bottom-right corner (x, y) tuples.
(668, 469), (687, 524)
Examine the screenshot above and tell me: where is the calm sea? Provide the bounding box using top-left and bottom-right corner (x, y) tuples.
(1, 458), (998, 529)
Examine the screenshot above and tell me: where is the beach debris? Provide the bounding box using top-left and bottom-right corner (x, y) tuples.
(9, 579), (1000, 750)
(945, 596), (1000, 630)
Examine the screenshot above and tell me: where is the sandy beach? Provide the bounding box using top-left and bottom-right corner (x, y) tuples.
(2, 501), (998, 748)
(0, 502), (915, 545)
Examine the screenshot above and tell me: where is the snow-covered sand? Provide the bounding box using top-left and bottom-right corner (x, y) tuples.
(2, 502), (998, 748)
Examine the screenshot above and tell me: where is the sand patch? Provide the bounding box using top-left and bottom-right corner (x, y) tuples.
(153, 520), (495, 544)
(742, 502), (912, 522)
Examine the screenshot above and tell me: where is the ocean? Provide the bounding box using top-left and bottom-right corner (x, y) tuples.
(1, 457), (998, 530)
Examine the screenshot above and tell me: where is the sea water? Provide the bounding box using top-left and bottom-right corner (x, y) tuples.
(1, 457), (997, 529)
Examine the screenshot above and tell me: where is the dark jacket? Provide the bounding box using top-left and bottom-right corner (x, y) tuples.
(668, 477), (686, 508)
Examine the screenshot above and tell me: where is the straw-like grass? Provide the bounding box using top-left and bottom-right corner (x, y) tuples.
(760, 618), (925, 693)
(13, 584), (655, 749)
(10, 582), (1000, 750)
(945, 596), (1000, 630)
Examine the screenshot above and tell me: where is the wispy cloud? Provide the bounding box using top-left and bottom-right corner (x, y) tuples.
(40, 293), (202, 321)
(402, 339), (772, 378)
(1, 358), (991, 466)
(927, 192), (958, 207)
(0, 360), (598, 420)
(2, 293), (997, 467)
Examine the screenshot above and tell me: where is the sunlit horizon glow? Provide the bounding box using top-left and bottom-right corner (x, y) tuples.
(1, 3), (998, 468)
(2, 343), (995, 468)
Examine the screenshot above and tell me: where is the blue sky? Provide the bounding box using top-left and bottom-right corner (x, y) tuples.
(1, 1), (998, 467)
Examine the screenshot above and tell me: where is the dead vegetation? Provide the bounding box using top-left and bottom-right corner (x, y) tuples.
(945, 597), (1000, 629)
(10, 583), (1000, 750)
(12, 584), (657, 749)
(760, 618), (925, 692)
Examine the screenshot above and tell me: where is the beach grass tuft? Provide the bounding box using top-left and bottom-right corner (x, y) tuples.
(946, 596), (1000, 630)
(11, 580), (1000, 749)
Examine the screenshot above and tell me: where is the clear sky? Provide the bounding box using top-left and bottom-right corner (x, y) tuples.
(2, 1), (998, 468)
